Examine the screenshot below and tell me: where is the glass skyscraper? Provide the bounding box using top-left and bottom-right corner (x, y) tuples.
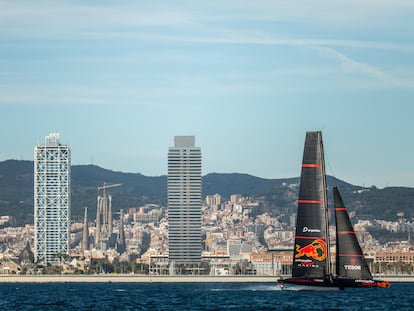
(167, 136), (202, 263)
(34, 133), (71, 264)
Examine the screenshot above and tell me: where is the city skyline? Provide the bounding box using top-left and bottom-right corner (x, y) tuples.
(1, 2), (414, 188)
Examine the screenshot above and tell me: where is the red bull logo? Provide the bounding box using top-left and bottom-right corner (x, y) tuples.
(295, 239), (327, 261)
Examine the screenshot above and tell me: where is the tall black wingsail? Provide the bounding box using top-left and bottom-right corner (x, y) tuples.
(292, 131), (330, 278)
(334, 187), (372, 280)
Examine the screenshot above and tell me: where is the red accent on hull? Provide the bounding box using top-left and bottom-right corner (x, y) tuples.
(376, 281), (391, 288)
(360, 281), (378, 287)
(335, 208), (347, 211)
(359, 280), (391, 288)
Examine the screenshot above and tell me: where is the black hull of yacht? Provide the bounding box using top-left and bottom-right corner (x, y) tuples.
(278, 277), (391, 290)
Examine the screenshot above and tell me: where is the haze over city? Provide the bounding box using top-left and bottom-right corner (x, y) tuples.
(1, 1), (414, 188)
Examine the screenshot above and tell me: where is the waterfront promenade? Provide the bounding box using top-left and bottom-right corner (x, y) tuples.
(0, 275), (412, 283)
(0, 275), (276, 283)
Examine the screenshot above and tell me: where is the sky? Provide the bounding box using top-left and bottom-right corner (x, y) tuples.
(1, 1), (414, 188)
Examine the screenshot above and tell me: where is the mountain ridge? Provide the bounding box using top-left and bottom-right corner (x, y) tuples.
(0, 159), (413, 226)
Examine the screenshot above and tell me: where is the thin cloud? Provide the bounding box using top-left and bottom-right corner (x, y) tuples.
(0, 1), (199, 38)
(1, 0), (414, 106)
(314, 47), (414, 88)
(1, 1), (413, 54)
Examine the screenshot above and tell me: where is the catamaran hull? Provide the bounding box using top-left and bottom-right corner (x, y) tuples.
(278, 277), (391, 290)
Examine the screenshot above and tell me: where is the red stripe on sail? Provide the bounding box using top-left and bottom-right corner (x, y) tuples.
(302, 163), (321, 168)
(337, 231), (356, 234)
(298, 199), (323, 204)
(335, 208), (347, 211)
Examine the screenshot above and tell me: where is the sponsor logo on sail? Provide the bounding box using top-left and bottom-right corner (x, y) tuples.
(295, 239), (327, 261)
(295, 259), (320, 268)
(302, 227), (321, 233)
(344, 258), (361, 269)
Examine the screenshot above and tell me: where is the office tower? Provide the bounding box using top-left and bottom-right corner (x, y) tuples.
(34, 133), (71, 264)
(168, 136), (202, 263)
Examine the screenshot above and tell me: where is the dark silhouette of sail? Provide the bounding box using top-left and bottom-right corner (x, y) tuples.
(292, 131), (330, 278)
(279, 131), (391, 289)
(334, 187), (372, 280)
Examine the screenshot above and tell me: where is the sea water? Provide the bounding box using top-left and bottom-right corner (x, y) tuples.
(0, 282), (412, 310)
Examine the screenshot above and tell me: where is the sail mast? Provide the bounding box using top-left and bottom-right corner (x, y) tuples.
(319, 133), (331, 276)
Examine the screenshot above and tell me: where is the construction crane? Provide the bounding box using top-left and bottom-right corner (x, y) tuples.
(98, 182), (122, 197)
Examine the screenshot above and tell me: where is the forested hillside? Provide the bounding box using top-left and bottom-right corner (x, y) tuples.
(0, 160), (412, 226)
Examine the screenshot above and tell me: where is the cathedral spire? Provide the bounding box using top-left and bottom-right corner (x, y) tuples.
(82, 207), (89, 252)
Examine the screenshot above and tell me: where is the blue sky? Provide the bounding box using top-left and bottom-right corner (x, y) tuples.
(1, 1), (414, 188)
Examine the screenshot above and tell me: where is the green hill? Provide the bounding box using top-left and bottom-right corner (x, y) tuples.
(0, 160), (412, 226)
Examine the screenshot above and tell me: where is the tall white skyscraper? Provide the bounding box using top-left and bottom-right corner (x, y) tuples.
(34, 133), (71, 264)
(168, 136), (202, 263)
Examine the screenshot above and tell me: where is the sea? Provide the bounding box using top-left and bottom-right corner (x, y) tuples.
(0, 282), (412, 310)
